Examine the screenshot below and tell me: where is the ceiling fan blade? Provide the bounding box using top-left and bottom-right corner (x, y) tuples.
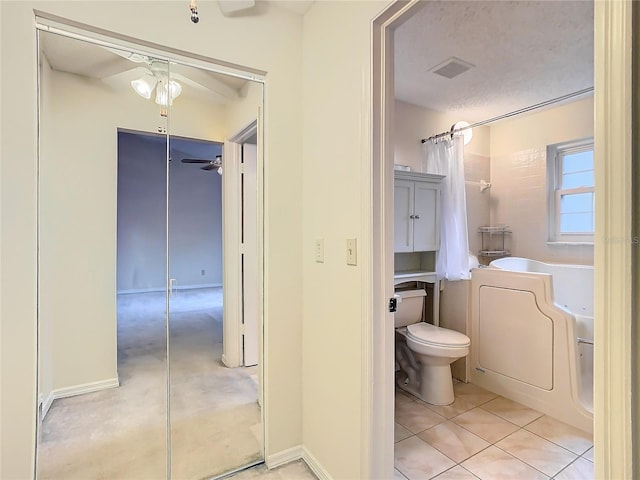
(105, 47), (149, 64)
(201, 164), (218, 171)
(181, 158), (213, 164)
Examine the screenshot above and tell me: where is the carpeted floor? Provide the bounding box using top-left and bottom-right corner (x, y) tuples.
(37, 287), (262, 480)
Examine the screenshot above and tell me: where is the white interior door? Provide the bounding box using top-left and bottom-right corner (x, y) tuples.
(242, 143), (258, 366)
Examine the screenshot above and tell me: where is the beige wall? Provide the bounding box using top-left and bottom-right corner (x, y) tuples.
(0, 2), (303, 478)
(489, 97), (594, 265)
(224, 80), (263, 138)
(301, 1), (390, 477)
(394, 100), (490, 170)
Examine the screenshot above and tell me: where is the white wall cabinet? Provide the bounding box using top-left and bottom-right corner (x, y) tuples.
(394, 172), (444, 252)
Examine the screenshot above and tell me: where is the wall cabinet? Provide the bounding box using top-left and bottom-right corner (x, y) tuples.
(394, 171), (444, 252)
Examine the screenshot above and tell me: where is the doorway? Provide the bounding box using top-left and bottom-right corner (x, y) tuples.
(371, 1), (635, 478)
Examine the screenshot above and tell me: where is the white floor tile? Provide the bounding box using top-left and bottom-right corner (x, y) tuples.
(496, 429), (577, 477)
(482, 397), (544, 427)
(462, 446), (548, 480)
(418, 421), (490, 463)
(395, 436), (455, 480)
(524, 416), (593, 455)
(554, 457), (594, 480)
(451, 407), (519, 444)
(395, 400), (446, 434)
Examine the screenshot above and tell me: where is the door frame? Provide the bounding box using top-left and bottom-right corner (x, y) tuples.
(368, 0), (635, 477)
(222, 120), (260, 369)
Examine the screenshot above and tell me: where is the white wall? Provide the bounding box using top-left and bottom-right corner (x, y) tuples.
(302, 2), (391, 478)
(489, 97), (594, 265)
(117, 133), (168, 293)
(0, 2), (303, 477)
(117, 132), (224, 292)
(40, 67), (120, 395)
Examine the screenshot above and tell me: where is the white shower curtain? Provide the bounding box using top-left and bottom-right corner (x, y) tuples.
(423, 135), (470, 281)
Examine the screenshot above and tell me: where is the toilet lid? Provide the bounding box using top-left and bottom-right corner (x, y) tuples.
(406, 323), (470, 347)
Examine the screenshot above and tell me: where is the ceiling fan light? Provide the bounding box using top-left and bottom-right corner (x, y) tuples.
(155, 85), (169, 106)
(166, 80), (182, 99)
(131, 75), (155, 99)
(155, 79), (182, 106)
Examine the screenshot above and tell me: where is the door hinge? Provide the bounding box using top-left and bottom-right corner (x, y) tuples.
(388, 297), (397, 313)
(240, 163), (246, 174)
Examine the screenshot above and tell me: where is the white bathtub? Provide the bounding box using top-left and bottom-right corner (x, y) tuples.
(470, 257), (593, 433)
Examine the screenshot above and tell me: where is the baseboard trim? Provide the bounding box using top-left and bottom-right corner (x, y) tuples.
(118, 283), (222, 295)
(41, 391), (54, 420)
(52, 377), (120, 400)
(302, 446), (333, 480)
(266, 445), (303, 469)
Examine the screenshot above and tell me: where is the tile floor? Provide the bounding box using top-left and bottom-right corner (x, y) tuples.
(395, 382), (594, 480)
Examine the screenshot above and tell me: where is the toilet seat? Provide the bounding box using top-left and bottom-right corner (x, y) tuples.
(406, 323), (470, 348)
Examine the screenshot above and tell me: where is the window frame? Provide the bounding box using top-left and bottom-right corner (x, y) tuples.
(547, 138), (595, 243)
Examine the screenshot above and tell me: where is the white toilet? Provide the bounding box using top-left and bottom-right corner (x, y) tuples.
(395, 288), (470, 405)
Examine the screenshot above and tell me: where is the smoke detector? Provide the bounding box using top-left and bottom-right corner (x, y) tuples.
(429, 57), (475, 79)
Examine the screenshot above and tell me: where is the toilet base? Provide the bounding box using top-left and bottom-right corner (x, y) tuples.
(396, 364), (455, 406)
(418, 364), (455, 405)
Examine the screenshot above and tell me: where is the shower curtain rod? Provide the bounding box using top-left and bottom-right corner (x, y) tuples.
(420, 86), (594, 144)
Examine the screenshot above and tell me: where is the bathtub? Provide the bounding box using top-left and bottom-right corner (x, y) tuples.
(470, 257), (593, 433)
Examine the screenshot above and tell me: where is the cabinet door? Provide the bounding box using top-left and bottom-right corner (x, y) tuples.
(413, 182), (439, 251)
(394, 180), (414, 252)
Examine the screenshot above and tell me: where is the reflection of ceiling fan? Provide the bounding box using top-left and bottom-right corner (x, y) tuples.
(181, 155), (223, 175)
(103, 47), (241, 106)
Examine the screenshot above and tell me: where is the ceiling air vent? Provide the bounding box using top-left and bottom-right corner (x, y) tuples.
(429, 57), (475, 79)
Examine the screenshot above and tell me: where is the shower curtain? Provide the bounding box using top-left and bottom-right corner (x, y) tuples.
(423, 135), (470, 281)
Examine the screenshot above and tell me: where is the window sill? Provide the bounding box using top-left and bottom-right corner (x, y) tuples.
(547, 241), (594, 246)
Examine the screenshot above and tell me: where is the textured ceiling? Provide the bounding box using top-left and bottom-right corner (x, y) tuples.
(394, 1), (594, 122)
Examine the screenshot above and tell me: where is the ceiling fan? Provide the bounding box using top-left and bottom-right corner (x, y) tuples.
(181, 155), (223, 174)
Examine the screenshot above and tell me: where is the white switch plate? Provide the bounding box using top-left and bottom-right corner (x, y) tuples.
(346, 238), (357, 266)
(315, 238), (324, 263)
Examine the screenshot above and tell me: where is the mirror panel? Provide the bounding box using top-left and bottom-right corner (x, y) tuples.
(36, 28), (265, 480)
(167, 61), (264, 478)
(36, 30), (169, 479)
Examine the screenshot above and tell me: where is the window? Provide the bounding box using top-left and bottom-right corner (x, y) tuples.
(547, 139), (594, 243)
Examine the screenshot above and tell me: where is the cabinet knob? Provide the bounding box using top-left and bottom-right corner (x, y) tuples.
(413, 214), (420, 219)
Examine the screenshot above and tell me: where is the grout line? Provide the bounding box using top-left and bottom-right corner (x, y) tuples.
(551, 455), (585, 479)
(395, 386), (593, 480)
(491, 435), (563, 479)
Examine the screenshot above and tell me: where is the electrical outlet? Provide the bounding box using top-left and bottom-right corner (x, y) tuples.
(315, 238), (324, 263)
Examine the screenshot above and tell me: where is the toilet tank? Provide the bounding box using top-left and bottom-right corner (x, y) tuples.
(394, 289), (426, 327)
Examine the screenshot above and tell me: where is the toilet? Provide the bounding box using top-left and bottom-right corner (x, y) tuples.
(394, 288), (470, 405)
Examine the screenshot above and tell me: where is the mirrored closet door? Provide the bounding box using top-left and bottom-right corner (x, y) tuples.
(166, 59), (264, 478)
(36, 25), (264, 480)
(36, 30), (170, 479)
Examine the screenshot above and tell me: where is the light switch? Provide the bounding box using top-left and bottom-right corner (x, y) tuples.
(315, 238), (324, 263)
(346, 238), (357, 266)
